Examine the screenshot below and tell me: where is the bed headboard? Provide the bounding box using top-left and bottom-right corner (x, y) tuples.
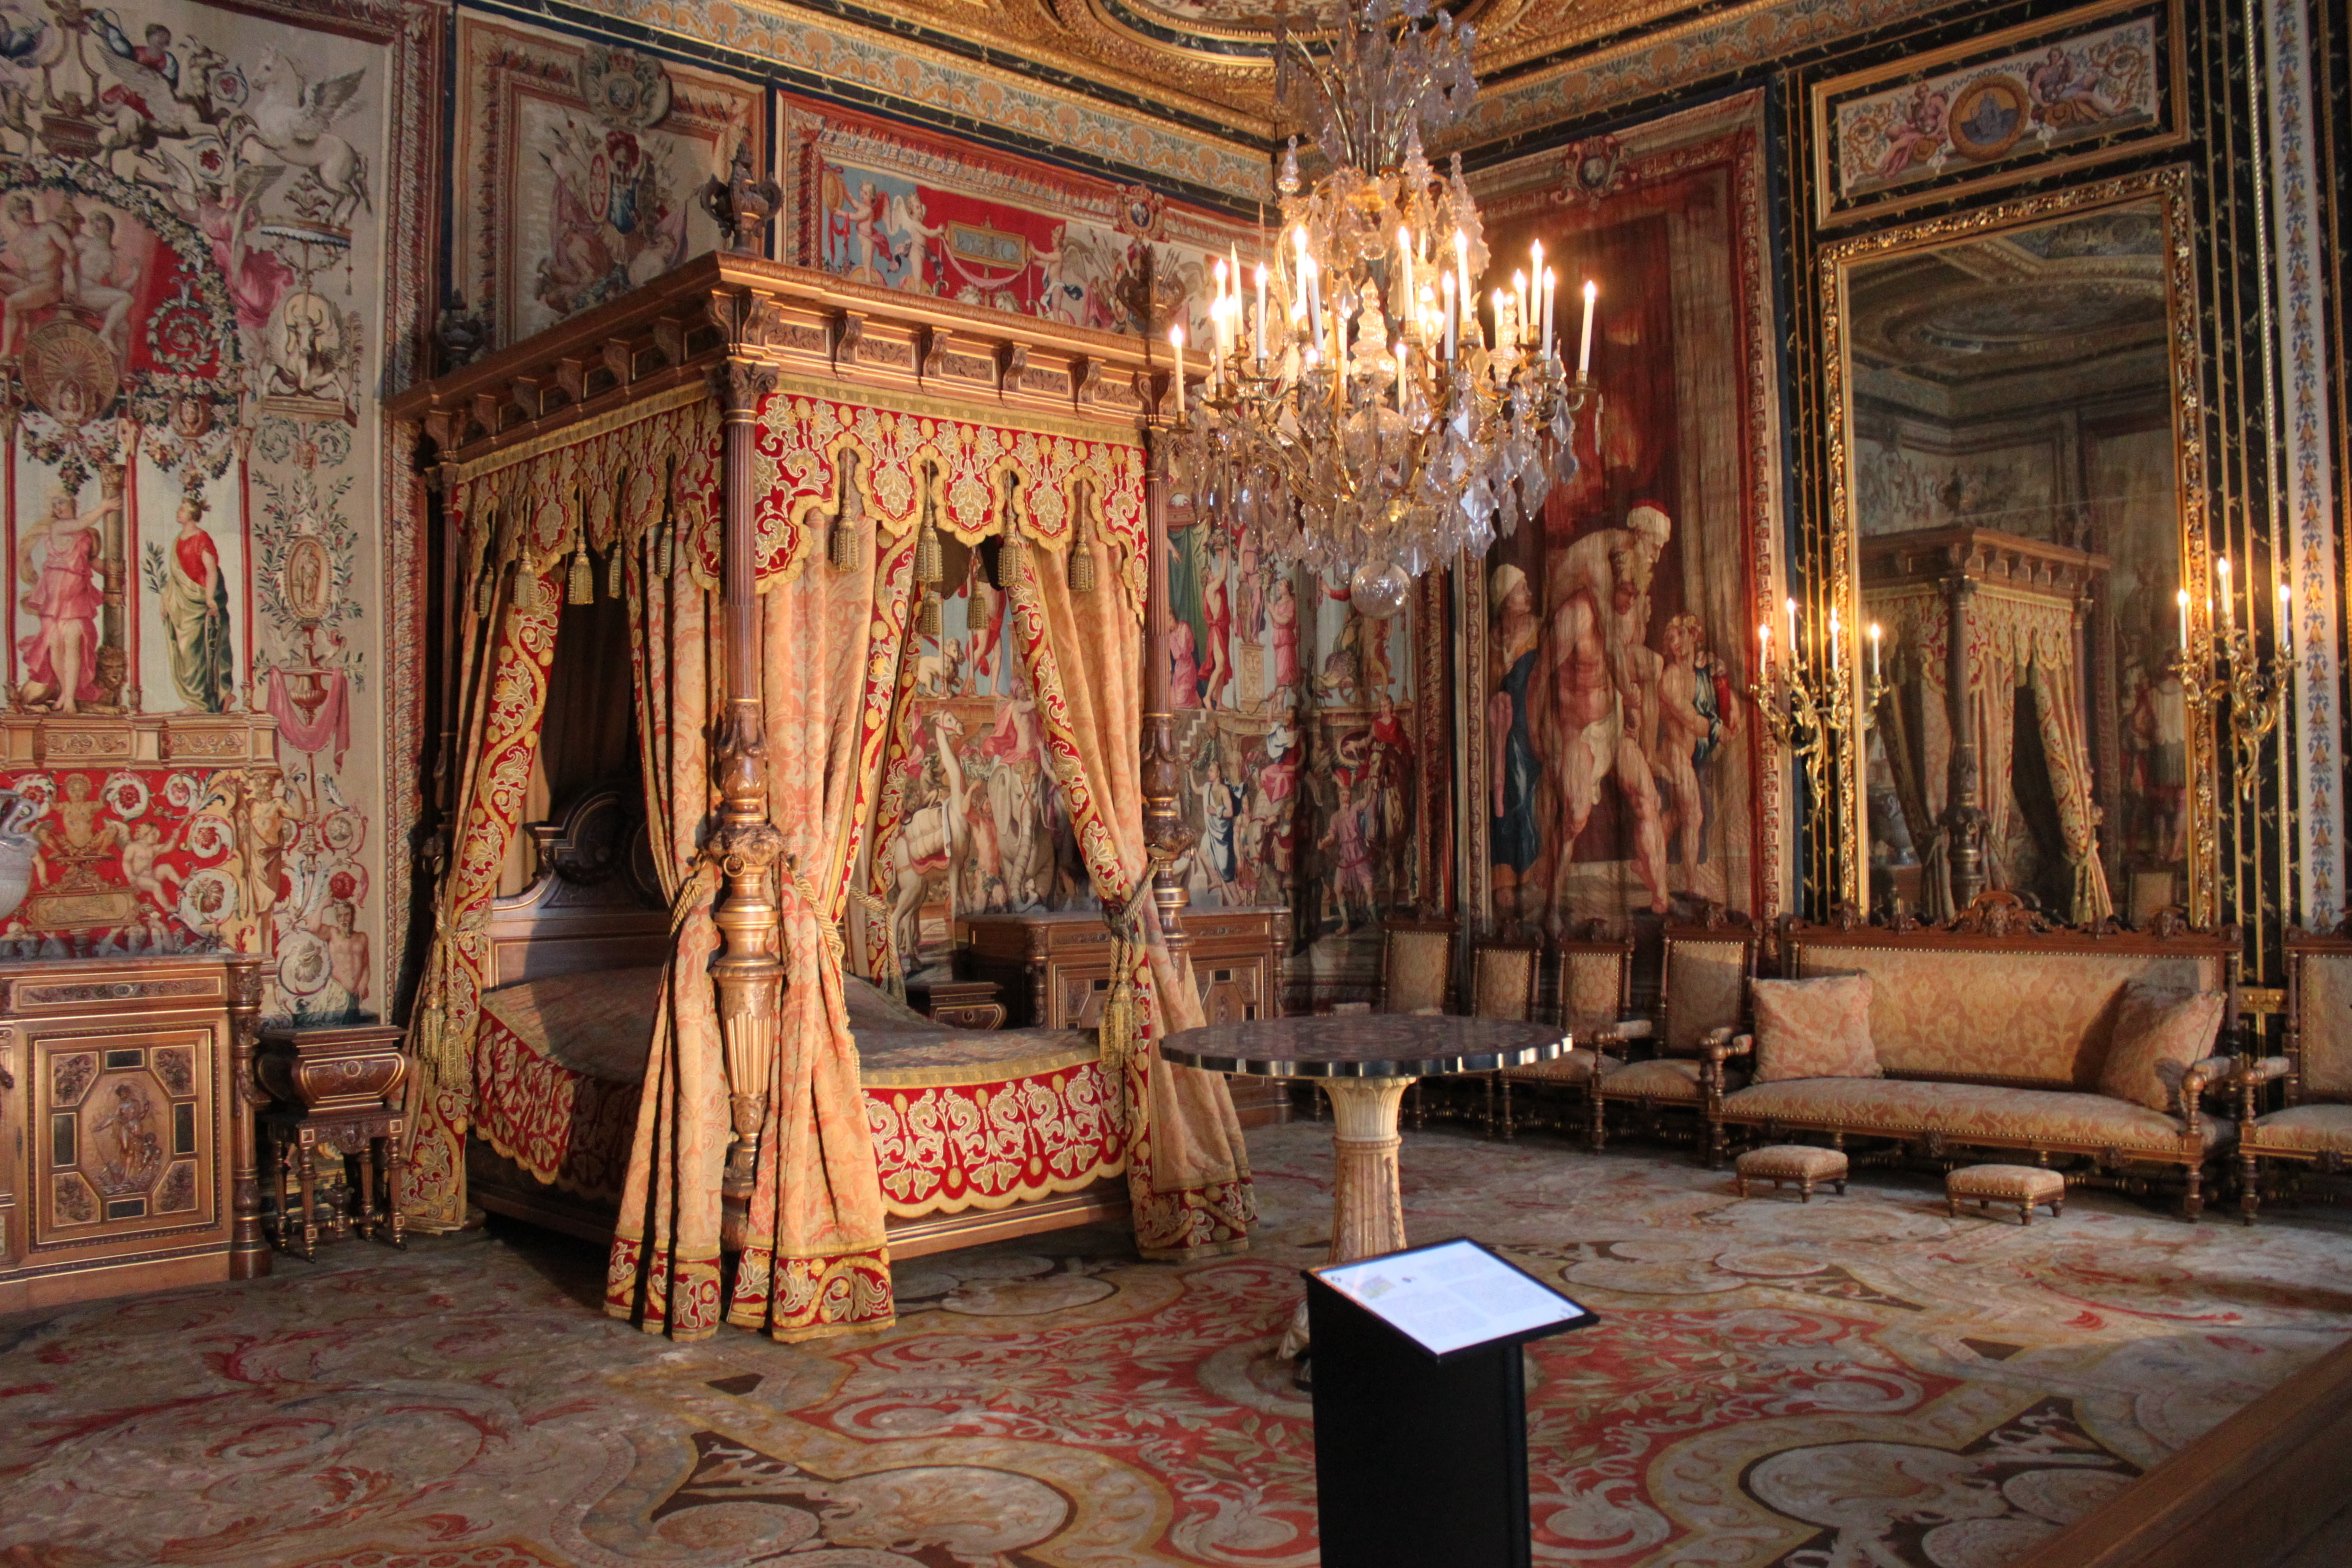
(484, 781), (672, 988)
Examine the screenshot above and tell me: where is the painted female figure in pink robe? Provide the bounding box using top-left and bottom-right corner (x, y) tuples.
(1167, 619), (1201, 709)
(1267, 576), (1299, 689)
(16, 489), (112, 712)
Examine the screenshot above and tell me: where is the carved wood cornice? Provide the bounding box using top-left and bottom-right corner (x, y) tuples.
(386, 255), (1168, 465)
(1858, 526), (2112, 603)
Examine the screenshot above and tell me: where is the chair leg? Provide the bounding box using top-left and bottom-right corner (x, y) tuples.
(1588, 1091), (1608, 1151)
(2182, 1165), (2204, 1222)
(2240, 1151), (2261, 1226)
(1498, 1075), (1516, 1142)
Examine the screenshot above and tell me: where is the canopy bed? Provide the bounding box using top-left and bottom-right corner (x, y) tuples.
(387, 244), (1255, 1342)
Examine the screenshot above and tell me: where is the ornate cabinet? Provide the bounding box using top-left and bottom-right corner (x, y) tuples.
(958, 906), (1289, 1030)
(0, 954), (267, 1311)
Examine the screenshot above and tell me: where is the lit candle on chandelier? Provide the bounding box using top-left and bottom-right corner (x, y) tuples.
(1759, 621), (1773, 681)
(1512, 269), (1529, 348)
(2176, 588), (2190, 652)
(2279, 580), (2293, 656)
(1869, 621), (1882, 683)
(1395, 338), (1410, 412)
(1578, 280), (1598, 381)
(1254, 263), (1269, 367)
(1785, 596), (1799, 659)
(1454, 228), (1471, 330)
(1441, 270), (1458, 359)
(1397, 226), (1415, 322)
(1542, 267), (1557, 366)
(1169, 324), (1186, 417)
(2216, 555), (2234, 632)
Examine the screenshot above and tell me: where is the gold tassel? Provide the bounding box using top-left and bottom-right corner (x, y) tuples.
(915, 521), (943, 588)
(917, 590), (942, 640)
(828, 513), (859, 572)
(567, 544), (594, 605)
(605, 545), (625, 600)
(473, 566), (495, 620)
(995, 532), (1026, 590)
(1068, 542), (1097, 594)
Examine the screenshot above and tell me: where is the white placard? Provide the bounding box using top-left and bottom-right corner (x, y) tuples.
(1316, 1239), (1591, 1357)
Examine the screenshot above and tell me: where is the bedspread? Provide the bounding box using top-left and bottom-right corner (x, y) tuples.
(471, 967), (1126, 1217)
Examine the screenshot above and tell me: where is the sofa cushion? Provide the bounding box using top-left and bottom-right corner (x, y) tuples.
(1721, 1077), (2229, 1156)
(1789, 943), (2226, 1087)
(2244, 1103), (2352, 1157)
(1600, 1057), (1720, 1104)
(2097, 984), (2226, 1112)
(1753, 974), (1880, 1083)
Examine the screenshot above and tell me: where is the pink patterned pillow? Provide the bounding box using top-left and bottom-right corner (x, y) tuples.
(2098, 984), (2226, 1112)
(1752, 974), (1880, 1083)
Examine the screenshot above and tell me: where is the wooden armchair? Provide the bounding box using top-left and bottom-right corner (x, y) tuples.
(2238, 924), (2352, 1222)
(1497, 926), (1647, 1140)
(1590, 914), (1763, 1164)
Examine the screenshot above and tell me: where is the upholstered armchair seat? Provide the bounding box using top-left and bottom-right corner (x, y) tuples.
(2240, 1102), (2352, 1158)
(1505, 1046), (1621, 1086)
(1600, 1055), (1749, 1105)
(1723, 1077), (2233, 1159)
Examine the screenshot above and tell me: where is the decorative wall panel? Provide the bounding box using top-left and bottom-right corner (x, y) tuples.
(451, 15), (765, 350)
(0, 0), (429, 1030)
(1811, 0), (2187, 227)
(784, 101), (1252, 340)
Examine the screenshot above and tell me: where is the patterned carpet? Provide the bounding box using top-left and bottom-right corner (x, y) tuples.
(5, 1121), (2351, 1568)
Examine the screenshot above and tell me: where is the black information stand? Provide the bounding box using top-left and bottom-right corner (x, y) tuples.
(1305, 1237), (1598, 1568)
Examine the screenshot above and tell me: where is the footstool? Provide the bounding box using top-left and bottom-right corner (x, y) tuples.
(1735, 1144), (1848, 1202)
(1946, 1164), (2065, 1225)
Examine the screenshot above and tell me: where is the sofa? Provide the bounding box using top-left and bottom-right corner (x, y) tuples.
(1714, 896), (2242, 1217)
(2235, 924), (2352, 1222)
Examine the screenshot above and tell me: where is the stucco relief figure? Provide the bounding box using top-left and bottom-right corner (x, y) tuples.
(159, 493), (233, 712)
(15, 485), (116, 713)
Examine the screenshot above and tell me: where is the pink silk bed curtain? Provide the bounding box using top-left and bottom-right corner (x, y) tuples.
(1004, 541), (1257, 1256)
(605, 482), (912, 1341)
(403, 562), (562, 1232)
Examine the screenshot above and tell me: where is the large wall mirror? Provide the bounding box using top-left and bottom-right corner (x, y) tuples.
(1822, 168), (2214, 926)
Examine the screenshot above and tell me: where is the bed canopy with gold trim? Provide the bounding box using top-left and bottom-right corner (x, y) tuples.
(388, 251), (1253, 1342)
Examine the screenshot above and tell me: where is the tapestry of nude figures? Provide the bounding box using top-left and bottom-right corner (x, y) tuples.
(1465, 95), (1787, 938)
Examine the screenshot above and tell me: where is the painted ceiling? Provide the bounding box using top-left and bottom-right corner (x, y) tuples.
(809, 0), (1726, 138)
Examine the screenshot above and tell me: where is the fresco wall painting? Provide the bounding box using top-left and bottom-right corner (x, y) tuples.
(0, 0), (416, 1029)
(1464, 94), (1786, 944)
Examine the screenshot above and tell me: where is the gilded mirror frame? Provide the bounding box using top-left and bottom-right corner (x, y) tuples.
(1817, 164), (2216, 925)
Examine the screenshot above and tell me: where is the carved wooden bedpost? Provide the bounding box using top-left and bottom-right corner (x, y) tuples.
(1139, 421), (1191, 950)
(706, 291), (785, 1235)
(1940, 559), (1987, 908)
(224, 952), (270, 1279)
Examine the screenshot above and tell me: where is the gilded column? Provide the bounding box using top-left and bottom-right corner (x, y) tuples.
(224, 952), (270, 1279)
(706, 333), (785, 1233)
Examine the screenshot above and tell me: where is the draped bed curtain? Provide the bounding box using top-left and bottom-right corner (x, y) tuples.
(411, 380), (1255, 1339)
(1869, 585), (2112, 925)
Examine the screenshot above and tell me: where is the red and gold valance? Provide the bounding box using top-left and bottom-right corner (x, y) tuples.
(740, 386), (1149, 608)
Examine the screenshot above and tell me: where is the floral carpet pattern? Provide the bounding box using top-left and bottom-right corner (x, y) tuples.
(4, 1123), (2351, 1567)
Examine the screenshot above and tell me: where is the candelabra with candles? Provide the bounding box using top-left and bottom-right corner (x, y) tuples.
(1166, 0), (1596, 611)
(1748, 597), (1889, 799)
(2172, 557), (2292, 800)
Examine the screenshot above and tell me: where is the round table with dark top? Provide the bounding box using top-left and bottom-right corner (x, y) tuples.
(1162, 1014), (1570, 1360)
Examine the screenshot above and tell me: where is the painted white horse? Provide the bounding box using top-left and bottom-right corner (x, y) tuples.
(241, 50), (369, 226)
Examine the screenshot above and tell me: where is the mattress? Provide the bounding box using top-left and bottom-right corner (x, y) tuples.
(471, 965), (1125, 1217)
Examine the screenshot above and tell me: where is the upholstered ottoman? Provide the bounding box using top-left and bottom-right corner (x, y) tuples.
(1734, 1144), (1848, 1202)
(1946, 1164), (2066, 1224)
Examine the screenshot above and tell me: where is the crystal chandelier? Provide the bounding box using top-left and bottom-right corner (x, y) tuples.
(1167, 0), (1596, 617)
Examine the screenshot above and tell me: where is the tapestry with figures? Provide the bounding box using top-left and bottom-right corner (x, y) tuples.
(0, 0), (428, 1030)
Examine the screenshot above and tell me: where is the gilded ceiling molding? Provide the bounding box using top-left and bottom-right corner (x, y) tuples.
(538, 0), (1269, 195)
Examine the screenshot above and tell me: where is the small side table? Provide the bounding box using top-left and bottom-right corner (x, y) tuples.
(905, 976), (1007, 1031)
(257, 1024), (409, 1259)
